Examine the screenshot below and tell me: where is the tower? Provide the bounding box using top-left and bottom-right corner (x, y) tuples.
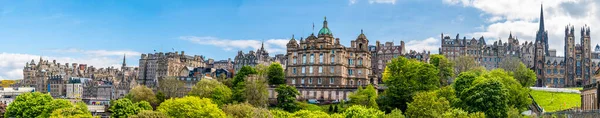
(581, 25), (592, 85)
(534, 4), (548, 87)
(122, 54), (127, 68)
(565, 25), (576, 86)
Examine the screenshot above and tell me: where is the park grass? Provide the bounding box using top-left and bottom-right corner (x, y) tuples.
(530, 90), (580, 112)
(565, 87), (583, 90)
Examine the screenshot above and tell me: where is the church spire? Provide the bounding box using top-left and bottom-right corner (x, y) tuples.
(122, 54), (126, 67)
(539, 4), (545, 32)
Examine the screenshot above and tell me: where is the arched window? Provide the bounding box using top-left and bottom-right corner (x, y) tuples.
(359, 43), (363, 49)
(330, 55), (335, 63)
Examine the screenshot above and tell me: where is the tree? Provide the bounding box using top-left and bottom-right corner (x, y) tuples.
(156, 91), (166, 104)
(188, 79), (232, 106)
(157, 96), (226, 118)
(222, 102), (271, 118)
(454, 56), (479, 75)
(291, 110), (331, 118)
(430, 54), (455, 86)
(498, 57), (521, 72)
(328, 105), (333, 112)
(109, 98), (152, 118)
(380, 57), (440, 112)
(157, 76), (185, 98)
(267, 62), (286, 85)
(461, 78), (509, 118)
(5, 92), (69, 118)
(406, 91), (451, 118)
(130, 110), (168, 118)
(383, 109), (405, 118)
(129, 85), (158, 105)
(343, 105), (385, 118)
(0, 80), (16, 87)
(232, 66), (257, 102)
(275, 85), (300, 112)
(442, 108), (485, 118)
(453, 72), (479, 98)
(483, 69), (531, 111)
(50, 102), (93, 118)
(514, 63), (536, 87)
(245, 79), (269, 108)
(348, 84), (378, 109)
(270, 109), (292, 118)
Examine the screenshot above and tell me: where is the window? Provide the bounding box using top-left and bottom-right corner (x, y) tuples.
(293, 57), (297, 64)
(303, 55), (306, 64)
(348, 69), (353, 75)
(358, 70), (362, 75)
(309, 78), (313, 84)
(302, 67), (306, 73)
(319, 66), (323, 73)
(330, 67), (334, 73)
(350, 80), (354, 85)
(318, 78), (322, 84)
(301, 78), (305, 84)
(358, 59), (363, 65)
(310, 54), (314, 64)
(309, 66), (313, 73)
(349, 59), (354, 65)
(331, 56), (335, 63)
(358, 81), (362, 86)
(330, 78), (334, 84)
(319, 54), (323, 63)
(293, 68), (297, 74)
(546, 69), (551, 74)
(292, 79), (296, 84)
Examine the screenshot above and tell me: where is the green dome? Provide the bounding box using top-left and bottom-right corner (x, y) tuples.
(319, 27), (331, 35)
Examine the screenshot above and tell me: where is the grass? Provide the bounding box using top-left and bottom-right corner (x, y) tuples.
(530, 90), (581, 112)
(565, 87), (583, 90)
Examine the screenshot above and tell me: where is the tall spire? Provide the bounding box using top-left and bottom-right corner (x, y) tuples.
(260, 39), (265, 50)
(122, 54), (126, 67)
(323, 16), (328, 28)
(539, 4), (545, 32)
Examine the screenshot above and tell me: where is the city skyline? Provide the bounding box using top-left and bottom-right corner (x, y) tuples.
(1, 0), (599, 80)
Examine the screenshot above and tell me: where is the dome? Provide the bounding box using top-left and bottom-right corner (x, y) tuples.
(319, 27), (331, 35)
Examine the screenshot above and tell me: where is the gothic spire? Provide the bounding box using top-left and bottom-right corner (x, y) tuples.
(539, 4), (545, 32)
(122, 54), (126, 67)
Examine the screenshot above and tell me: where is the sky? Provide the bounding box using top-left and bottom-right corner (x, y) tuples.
(0, 0), (599, 80)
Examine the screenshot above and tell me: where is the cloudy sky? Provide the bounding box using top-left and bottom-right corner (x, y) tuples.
(0, 0), (598, 80)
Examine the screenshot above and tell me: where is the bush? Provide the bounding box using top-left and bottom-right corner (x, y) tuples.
(221, 102), (271, 118)
(157, 96), (226, 118)
(343, 105), (385, 118)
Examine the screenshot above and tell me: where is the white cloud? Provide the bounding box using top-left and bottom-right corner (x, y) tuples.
(405, 37), (440, 54)
(444, 0), (600, 56)
(180, 36), (289, 54)
(349, 0), (358, 5)
(48, 48), (141, 57)
(0, 52), (123, 80)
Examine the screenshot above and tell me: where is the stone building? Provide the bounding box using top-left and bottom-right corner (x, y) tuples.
(282, 17), (372, 101)
(48, 75), (65, 98)
(138, 51), (206, 89)
(234, 43), (272, 72)
(211, 58), (233, 70)
(581, 81), (599, 110)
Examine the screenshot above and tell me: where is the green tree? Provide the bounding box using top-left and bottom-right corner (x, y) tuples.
(291, 110), (330, 118)
(157, 96), (226, 118)
(328, 105), (333, 112)
(270, 109), (292, 118)
(406, 91), (451, 118)
(514, 63), (536, 87)
(454, 56), (479, 75)
(5, 92), (70, 118)
(157, 76), (185, 98)
(461, 78), (509, 118)
(245, 79), (269, 108)
(348, 85), (378, 109)
(275, 85), (300, 112)
(188, 79), (232, 106)
(130, 110), (168, 118)
(383, 109), (405, 118)
(453, 72), (479, 98)
(222, 102), (272, 118)
(442, 108), (485, 118)
(109, 98), (152, 118)
(232, 66), (257, 102)
(436, 86), (460, 107)
(50, 102), (93, 118)
(267, 62), (286, 85)
(431, 54), (455, 86)
(380, 57), (440, 112)
(343, 105), (385, 118)
(483, 69), (531, 111)
(129, 85), (158, 105)
(155, 91), (166, 104)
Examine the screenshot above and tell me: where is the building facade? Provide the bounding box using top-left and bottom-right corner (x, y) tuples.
(283, 17), (372, 101)
(234, 43), (272, 72)
(581, 81), (599, 110)
(138, 51), (206, 88)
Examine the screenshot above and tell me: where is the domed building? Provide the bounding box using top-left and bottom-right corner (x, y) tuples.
(279, 17), (373, 101)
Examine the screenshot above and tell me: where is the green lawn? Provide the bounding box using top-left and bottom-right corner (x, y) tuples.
(530, 90), (580, 112)
(566, 87), (583, 90)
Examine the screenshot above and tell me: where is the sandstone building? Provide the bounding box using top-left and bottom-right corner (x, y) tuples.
(137, 51), (206, 88)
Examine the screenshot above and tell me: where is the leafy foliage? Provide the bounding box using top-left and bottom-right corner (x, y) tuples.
(50, 102), (93, 118)
(430, 54), (455, 86)
(109, 98), (152, 118)
(454, 56), (479, 75)
(291, 110), (330, 118)
(0, 80), (16, 87)
(188, 79), (232, 106)
(157, 96), (226, 118)
(245, 79), (269, 108)
(129, 85), (158, 105)
(267, 62), (286, 85)
(483, 69), (531, 111)
(232, 66), (257, 102)
(222, 102), (271, 118)
(461, 78), (509, 118)
(5, 92), (68, 118)
(157, 77), (185, 98)
(275, 85), (300, 112)
(348, 85), (378, 109)
(514, 63), (536, 87)
(380, 57), (440, 112)
(406, 91), (451, 117)
(270, 109), (292, 118)
(155, 91), (166, 104)
(343, 105), (385, 118)
(130, 110), (168, 118)
(383, 109), (405, 118)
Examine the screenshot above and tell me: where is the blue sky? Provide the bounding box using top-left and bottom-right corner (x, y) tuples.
(1, 0), (599, 79)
